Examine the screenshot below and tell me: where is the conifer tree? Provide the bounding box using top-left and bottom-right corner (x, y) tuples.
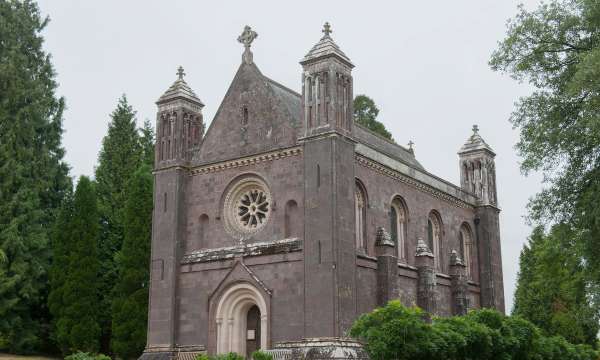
(94, 95), (142, 351)
(0, 0), (70, 352)
(513, 225), (599, 346)
(139, 119), (155, 167)
(47, 190), (73, 351)
(50, 177), (101, 354)
(111, 165), (153, 359)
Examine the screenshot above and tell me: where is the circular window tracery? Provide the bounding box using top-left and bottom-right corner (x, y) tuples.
(224, 177), (272, 237)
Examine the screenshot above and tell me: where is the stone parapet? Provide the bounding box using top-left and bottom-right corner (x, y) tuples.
(274, 338), (369, 360)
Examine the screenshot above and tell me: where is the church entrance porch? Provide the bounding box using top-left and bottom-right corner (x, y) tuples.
(214, 282), (268, 357)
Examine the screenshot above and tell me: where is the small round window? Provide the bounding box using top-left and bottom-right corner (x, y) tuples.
(224, 177), (271, 237)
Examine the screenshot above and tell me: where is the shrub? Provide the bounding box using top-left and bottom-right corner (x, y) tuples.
(64, 352), (111, 360)
(350, 301), (598, 360)
(195, 353), (244, 360)
(251, 350), (273, 360)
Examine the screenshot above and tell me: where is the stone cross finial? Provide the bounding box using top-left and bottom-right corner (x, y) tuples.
(472, 124), (479, 134)
(322, 22), (332, 37)
(408, 140), (414, 152)
(176, 66), (185, 80)
(238, 25), (258, 48)
(238, 25), (258, 64)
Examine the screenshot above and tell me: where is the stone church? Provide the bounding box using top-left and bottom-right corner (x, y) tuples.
(141, 23), (504, 360)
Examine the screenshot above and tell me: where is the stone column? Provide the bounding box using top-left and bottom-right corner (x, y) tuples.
(449, 250), (469, 316)
(415, 238), (436, 314)
(375, 227), (397, 307)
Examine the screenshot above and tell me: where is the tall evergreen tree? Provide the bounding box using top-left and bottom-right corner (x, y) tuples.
(353, 95), (393, 141)
(513, 225), (599, 346)
(49, 177), (101, 354)
(47, 190), (73, 352)
(139, 119), (155, 168)
(0, 0), (70, 352)
(111, 165), (153, 359)
(94, 95), (141, 352)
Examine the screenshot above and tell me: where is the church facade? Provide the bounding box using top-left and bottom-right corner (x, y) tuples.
(142, 24), (504, 360)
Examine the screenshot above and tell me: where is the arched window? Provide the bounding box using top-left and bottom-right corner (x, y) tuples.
(355, 181), (367, 252)
(459, 223), (474, 279)
(284, 200), (299, 238)
(427, 211), (443, 273)
(390, 197), (408, 261)
(198, 214), (209, 250)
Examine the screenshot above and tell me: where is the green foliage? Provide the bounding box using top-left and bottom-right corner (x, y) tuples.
(111, 165), (153, 359)
(490, 0), (600, 290)
(353, 95), (393, 141)
(195, 353), (245, 360)
(49, 177), (101, 354)
(350, 301), (598, 360)
(251, 350), (273, 360)
(513, 224), (599, 346)
(0, 0), (70, 353)
(94, 95), (143, 352)
(139, 119), (156, 168)
(64, 351), (111, 360)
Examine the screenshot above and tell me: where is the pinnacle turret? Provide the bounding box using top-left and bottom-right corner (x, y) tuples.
(157, 66), (204, 107)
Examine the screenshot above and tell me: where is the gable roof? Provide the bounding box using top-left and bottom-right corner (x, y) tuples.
(263, 77), (302, 128)
(198, 60), (424, 172)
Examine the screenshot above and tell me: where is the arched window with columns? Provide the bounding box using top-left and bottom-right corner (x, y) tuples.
(355, 181), (367, 252)
(427, 211), (443, 273)
(390, 197), (408, 261)
(459, 223), (474, 279)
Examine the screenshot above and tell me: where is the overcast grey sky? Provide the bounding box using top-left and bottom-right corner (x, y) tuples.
(37, 0), (542, 312)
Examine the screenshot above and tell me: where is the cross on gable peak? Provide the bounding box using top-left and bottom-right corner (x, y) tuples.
(238, 25), (258, 48)
(472, 124), (479, 134)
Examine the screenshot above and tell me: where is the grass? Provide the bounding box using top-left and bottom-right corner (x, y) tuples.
(0, 354), (59, 360)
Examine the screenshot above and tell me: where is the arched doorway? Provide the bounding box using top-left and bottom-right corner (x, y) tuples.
(214, 283), (268, 356)
(245, 305), (261, 358)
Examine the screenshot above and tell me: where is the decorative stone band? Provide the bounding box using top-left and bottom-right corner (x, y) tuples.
(189, 147), (302, 176)
(181, 237), (302, 264)
(356, 155), (475, 210)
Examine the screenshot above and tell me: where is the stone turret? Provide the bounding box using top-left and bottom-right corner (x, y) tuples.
(458, 125), (505, 312)
(300, 22), (354, 137)
(156, 66), (205, 168)
(458, 125), (497, 206)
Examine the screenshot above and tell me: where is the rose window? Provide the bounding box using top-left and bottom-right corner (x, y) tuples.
(237, 189), (269, 227)
(224, 177), (272, 236)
